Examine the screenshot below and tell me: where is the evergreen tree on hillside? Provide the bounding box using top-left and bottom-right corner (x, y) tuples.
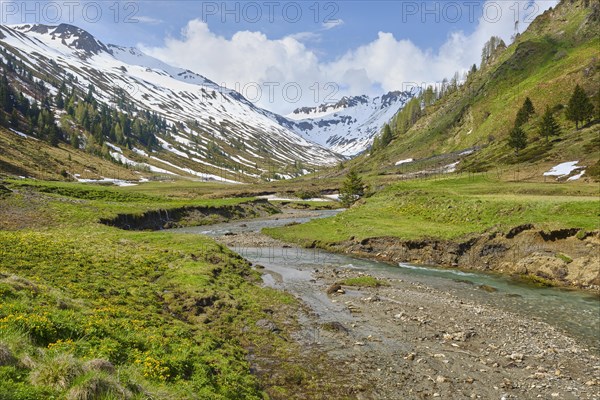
(539, 106), (561, 142)
(481, 36), (506, 67)
(423, 86), (436, 107)
(10, 109), (18, 127)
(0, 74), (13, 112)
(85, 84), (96, 104)
(339, 169), (365, 208)
(394, 98), (422, 134)
(71, 133), (79, 149)
(508, 126), (527, 155)
(515, 97), (535, 127)
(55, 92), (64, 109)
(371, 135), (380, 153)
(566, 84), (595, 128)
(523, 97), (535, 116)
(380, 123), (393, 147)
(470, 64), (477, 75)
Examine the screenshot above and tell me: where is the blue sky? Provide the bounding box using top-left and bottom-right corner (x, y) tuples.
(24, 1), (488, 59)
(3, 0), (556, 113)
(125, 1), (481, 56)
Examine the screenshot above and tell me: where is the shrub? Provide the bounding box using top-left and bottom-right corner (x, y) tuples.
(294, 190), (319, 200)
(0, 343), (17, 367)
(66, 372), (131, 400)
(29, 353), (83, 390)
(340, 276), (387, 288)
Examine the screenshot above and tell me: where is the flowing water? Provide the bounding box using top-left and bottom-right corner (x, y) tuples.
(174, 209), (600, 351)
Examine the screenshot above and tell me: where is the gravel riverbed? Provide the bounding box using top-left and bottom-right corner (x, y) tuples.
(216, 224), (600, 399)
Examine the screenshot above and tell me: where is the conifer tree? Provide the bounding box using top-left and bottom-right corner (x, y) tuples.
(523, 97), (535, 116)
(508, 126), (527, 155)
(380, 123), (393, 147)
(515, 97), (535, 127)
(539, 106), (561, 142)
(371, 135), (380, 153)
(339, 168), (365, 207)
(55, 92), (64, 109)
(10, 109), (18, 127)
(566, 84), (595, 128)
(71, 133), (79, 149)
(470, 64), (477, 75)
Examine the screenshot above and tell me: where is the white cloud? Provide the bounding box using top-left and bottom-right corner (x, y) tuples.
(141, 0), (557, 114)
(288, 31), (321, 43)
(135, 16), (163, 25)
(325, 0), (558, 94)
(141, 19), (325, 113)
(322, 19), (344, 30)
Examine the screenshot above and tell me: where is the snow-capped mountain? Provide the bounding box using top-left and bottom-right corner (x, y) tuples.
(0, 23), (342, 182)
(286, 91), (416, 156)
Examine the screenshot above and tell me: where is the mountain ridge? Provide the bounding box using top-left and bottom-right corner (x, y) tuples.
(0, 23), (349, 182)
(286, 90), (417, 156)
(3, 23), (414, 162)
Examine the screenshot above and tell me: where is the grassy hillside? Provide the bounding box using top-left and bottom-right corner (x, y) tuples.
(351, 0), (599, 179)
(0, 127), (151, 181)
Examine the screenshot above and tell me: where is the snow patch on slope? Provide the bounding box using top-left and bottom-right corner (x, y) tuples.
(543, 161), (582, 177)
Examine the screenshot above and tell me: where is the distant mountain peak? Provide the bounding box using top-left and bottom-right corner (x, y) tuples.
(12, 23), (109, 55)
(288, 94), (371, 120)
(286, 90), (416, 156)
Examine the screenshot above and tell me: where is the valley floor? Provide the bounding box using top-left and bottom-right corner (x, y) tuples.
(0, 177), (598, 399)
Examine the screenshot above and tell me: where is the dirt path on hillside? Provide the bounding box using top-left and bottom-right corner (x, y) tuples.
(217, 231), (600, 400)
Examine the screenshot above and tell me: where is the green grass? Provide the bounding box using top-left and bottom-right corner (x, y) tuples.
(1, 179), (261, 231)
(340, 276), (387, 288)
(0, 228), (271, 399)
(8, 179), (163, 202)
(0, 180), (336, 399)
(264, 175), (600, 245)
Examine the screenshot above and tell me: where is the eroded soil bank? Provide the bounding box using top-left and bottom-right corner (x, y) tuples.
(308, 226), (600, 291)
(99, 199), (280, 230)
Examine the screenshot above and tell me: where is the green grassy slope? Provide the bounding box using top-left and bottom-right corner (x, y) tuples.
(352, 0), (599, 178)
(0, 127), (150, 181)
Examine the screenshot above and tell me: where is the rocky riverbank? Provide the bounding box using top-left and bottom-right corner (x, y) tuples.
(215, 229), (600, 399)
(303, 226), (600, 291)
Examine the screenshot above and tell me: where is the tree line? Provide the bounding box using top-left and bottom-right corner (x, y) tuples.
(508, 84), (596, 155)
(0, 53), (171, 157)
(370, 36), (499, 154)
